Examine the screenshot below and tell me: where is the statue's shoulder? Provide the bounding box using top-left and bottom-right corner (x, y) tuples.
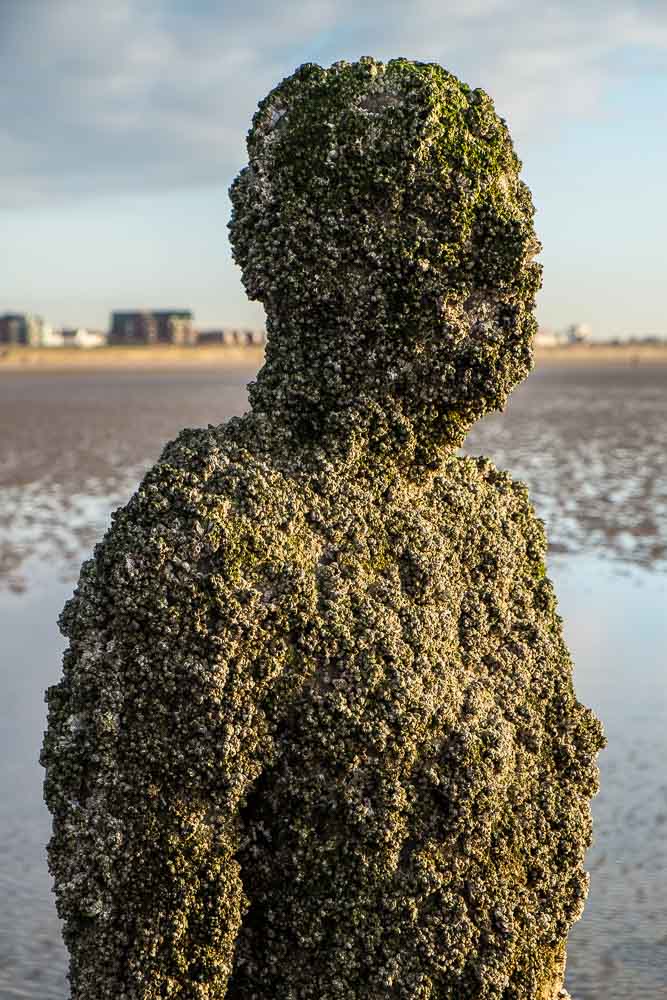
(116, 415), (306, 543)
(430, 454), (548, 573)
(60, 418), (314, 640)
(424, 455), (561, 660)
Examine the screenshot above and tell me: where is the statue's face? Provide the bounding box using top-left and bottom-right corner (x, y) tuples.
(230, 59), (541, 443)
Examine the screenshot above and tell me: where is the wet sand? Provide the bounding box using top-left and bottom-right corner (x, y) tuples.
(1, 359), (665, 999)
(465, 363), (667, 571)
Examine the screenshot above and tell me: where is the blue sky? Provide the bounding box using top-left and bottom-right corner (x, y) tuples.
(1, 0), (666, 338)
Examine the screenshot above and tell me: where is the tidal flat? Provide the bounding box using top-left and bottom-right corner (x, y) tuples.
(0, 361), (665, 999)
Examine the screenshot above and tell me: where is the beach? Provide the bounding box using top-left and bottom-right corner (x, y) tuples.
(1, 342), (666, 373)
(0, 343), (266, 372)
(1, 357), (665, 999)
(534, 343), (667, 366)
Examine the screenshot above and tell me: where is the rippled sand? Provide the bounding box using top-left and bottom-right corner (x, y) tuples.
(0, 361), (665, 999)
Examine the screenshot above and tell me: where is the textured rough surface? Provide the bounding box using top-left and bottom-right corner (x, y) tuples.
(41, 58), (605, 999)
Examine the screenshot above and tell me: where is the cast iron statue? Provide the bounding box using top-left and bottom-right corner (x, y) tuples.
(42, 57), (604, 999)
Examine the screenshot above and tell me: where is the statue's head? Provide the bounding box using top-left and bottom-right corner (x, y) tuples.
(229, 57), (541, 457)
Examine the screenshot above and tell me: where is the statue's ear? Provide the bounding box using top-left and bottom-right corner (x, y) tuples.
(246, 62), (328, 161)
(251, 98), (290, 151)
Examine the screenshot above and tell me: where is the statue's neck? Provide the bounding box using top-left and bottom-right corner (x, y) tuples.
(245, 311), (470, 482)
(247, 391), (457, 487)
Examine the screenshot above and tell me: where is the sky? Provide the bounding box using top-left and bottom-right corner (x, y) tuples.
(1, 0), (666, 339)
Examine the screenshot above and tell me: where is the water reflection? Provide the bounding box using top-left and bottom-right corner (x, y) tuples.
(554, 558), (667, 998)
(1, 581), (71, 1000)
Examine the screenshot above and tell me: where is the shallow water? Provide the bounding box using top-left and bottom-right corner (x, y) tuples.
(0, 363), (665, 999)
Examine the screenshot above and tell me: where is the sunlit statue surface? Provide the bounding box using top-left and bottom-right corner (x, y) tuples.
(42, 58), (605, 1000)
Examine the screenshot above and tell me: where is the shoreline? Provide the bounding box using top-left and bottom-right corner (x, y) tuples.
(0, 344), (265, 373)
(532, 343), (667, 366)
(0, 342), (666, 373)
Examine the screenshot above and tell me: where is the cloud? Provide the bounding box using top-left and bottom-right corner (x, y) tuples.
(0, 0), (666, 207)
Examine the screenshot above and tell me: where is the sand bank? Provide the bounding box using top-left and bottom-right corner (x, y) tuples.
(0, 344), (265, 372)
(0, 342), (666, 373)
(534, 343), (667, 366)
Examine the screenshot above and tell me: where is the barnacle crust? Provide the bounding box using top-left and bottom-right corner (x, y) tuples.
(42, 58), (604, 1000)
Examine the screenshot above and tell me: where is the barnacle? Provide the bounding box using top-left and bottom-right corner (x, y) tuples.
(41, 58), (604, 999)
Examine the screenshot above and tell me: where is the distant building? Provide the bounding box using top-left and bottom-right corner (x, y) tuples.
(61, 327), (107, 348)
(109, 310), (195, 345)
(41, 325), (65, 347)
(197, 329), (237, 346)
(535, 323), (593, 347)
(565, 323), (591, 344)
(197, 327), (266, 346)
(534, 327), (561, 348)
(0, 313), (44, 346)
(109, 311), (153, 345)
(630, 334), (665, 345)
(244, 328), (266, 346)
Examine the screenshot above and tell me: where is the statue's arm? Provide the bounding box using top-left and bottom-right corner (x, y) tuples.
(42, 452), (258, 998)
(441, 461), (605, 994)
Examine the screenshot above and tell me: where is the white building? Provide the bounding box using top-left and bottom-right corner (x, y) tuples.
(535, 324), (593, 347)
(61, 328), (107, 348)
(534, 327), (562, 348)
(565, 323), (592, 344)
(40, 324), (65, 347)
(197, 328), (266, 346)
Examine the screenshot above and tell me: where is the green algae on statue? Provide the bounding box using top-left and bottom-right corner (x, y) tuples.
(41, 57), (604, 999)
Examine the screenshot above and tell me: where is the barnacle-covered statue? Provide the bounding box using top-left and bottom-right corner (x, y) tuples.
(42, 58), (605, 999)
